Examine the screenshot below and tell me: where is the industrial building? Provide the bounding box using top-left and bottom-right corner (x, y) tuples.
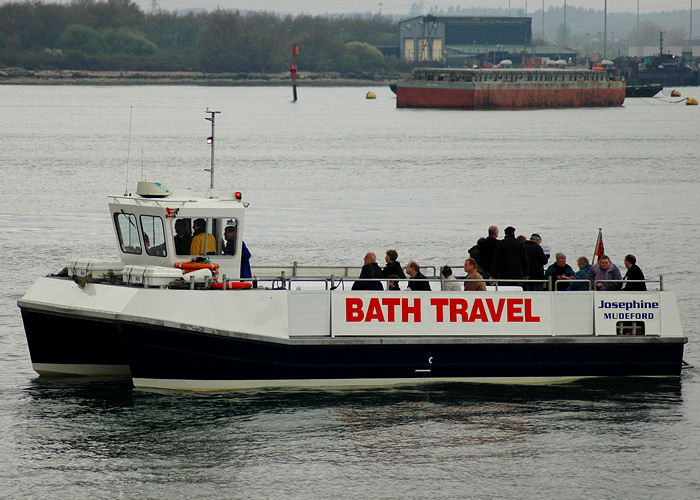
(399, 15), (573, 66)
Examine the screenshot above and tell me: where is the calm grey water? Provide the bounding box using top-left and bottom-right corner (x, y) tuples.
(1, 85), (699, 497)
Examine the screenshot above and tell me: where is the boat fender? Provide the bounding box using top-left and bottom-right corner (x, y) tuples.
(210, 281), (253, 290)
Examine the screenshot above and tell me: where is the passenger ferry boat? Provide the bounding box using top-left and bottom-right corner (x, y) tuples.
(18, 113), (686, 390)
(396, 68), (626, 109)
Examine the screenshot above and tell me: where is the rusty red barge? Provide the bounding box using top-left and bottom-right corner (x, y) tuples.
(396, 68), (626, 109)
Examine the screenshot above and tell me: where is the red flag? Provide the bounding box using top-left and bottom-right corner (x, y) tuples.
(593, 228), (604, 263)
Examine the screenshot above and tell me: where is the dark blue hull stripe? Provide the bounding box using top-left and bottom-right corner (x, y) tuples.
(123, 322), (686, 381)
(20, 308), (128, 367)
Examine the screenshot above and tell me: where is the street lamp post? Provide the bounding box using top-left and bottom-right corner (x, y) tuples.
(563, 0), (567, 50)
(603, 0), (607, 58)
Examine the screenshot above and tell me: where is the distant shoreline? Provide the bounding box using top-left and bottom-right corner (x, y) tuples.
(0, 68), (396, 86)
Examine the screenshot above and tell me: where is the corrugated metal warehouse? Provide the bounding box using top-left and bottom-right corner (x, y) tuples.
(399, 15), (533, 66)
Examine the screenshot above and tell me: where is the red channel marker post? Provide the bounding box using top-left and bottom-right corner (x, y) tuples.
(289, 44), (299, 101)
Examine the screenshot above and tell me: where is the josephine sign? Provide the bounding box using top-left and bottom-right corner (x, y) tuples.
(333, 293), (552, 335)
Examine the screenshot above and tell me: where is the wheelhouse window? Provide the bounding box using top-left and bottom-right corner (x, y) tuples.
(141, 215), (167, 257)
(114, 212), (142, 254)
(173, 217), (239, 256)
(189, 218), (219, 255)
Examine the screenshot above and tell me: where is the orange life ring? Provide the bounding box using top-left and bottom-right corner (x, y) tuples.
(174, 262), (220, 272)
(210, 281), (253, 290)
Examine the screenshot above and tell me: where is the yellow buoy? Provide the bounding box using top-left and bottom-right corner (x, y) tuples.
(686, 97), (698, 105)
(365, 91), (376, 99)
(671, 90), (681, 97)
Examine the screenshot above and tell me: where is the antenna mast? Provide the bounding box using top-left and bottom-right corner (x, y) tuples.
(204, 109), (221, 198)
(124, 106), (133, 196)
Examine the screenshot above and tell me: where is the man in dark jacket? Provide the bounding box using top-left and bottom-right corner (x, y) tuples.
(524, 233), (549, 290)
(545, 253), (576, 291)
(491, 226), (528, 286)
(623, 254), (647, 291)
(476, 226), (499, 278)
(406, 261), (431, 291)
(351, 252), (384, 290)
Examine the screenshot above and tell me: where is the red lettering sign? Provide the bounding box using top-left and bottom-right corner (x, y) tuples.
(344, 296), (541, 325)
(507, 298), (524, 322)
(383, 297), (401, 322)
(430, 298), (449, 322)
(402, 298), (421, 322)
(450, 298), (470, 323)
(346, 297), (364, 322)
(469, 298), (488, 322)
(365, 298), (385, 322)
(524, 298), (540, 322)
(486, 298), (506, 321)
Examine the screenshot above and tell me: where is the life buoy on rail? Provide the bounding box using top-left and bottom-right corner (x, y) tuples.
(174, 262), (220, 272)
(174, 261), (219, 279)
(210, 281), (253, 290)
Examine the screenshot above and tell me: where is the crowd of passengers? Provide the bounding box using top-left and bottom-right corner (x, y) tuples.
(351, 225), (647, 292)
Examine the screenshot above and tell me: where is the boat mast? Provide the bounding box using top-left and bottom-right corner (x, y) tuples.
(205, 109), (221, 199)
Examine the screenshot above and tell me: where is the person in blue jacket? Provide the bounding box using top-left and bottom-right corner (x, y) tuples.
(569, 256), (592, 291)
(223, 225), (252, 279)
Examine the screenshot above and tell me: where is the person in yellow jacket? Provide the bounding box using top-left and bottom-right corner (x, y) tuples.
(190, 218), (217, 255)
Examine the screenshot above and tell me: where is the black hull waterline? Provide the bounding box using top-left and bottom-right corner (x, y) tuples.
(21, 307), (130, 376)
(123, 321), (686, 389)
(625, 83), (663, 98)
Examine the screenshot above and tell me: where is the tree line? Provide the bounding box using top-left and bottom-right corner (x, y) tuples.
(0, 0), (409, 75)
(1, 1), (694, 75)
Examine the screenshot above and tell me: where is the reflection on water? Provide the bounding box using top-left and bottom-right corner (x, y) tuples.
(19, 378), (683, 450)
(3, 373), (693, 496)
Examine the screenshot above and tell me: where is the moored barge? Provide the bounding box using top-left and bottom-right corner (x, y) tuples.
(397, 68), (626, 109)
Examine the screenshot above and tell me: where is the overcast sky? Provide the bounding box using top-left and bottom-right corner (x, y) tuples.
(142, 1), (696, 15)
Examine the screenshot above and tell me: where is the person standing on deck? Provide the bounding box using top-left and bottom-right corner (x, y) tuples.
(569, 256), (592, 291)
(441, 266), (461, 291)
(223, 225), (252, 279)
(524, 233), (549, 291)
(406, 261), (431, 291)
(622, 254), (647, 291)
(491, 226), (528, 286)
(464, 258), (486, 291)
(476, 226), (499, 278)
(545, 253), (576, 291)
(382, 249), (406, 285)
(587, 255), (623, 291)
(352, 252), (384, 291)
